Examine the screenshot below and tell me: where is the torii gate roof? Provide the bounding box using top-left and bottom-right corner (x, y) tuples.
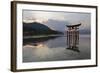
(66, 23), (81, 27)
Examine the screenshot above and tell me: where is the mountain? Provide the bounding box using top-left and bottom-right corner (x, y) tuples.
(23, 22), (63, 36)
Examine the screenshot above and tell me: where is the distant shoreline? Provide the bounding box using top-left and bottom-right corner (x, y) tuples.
(23, 34), (63, 39)
(23, 34), (90, 39)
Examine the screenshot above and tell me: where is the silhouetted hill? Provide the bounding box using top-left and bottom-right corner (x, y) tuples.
(23, 22), (63, 36)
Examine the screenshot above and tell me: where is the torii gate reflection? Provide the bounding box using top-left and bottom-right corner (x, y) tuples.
(66, 23), (81, 52)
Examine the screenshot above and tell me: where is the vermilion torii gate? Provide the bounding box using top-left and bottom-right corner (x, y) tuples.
(66, 23), (81, 49)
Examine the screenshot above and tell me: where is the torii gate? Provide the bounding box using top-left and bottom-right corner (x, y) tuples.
(66, 23), (81, 49)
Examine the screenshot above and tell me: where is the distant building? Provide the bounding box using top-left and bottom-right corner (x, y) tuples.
(66, 23), (81, 49)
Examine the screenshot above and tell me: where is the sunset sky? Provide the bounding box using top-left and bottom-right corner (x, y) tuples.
(23, 10), (91, 31)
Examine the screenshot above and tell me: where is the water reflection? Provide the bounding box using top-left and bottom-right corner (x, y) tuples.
(23, 36), (60, 45)
(23, 43), (79, 62)
(66, 47), (80, 53)
(23, 43), (53, 59)
(23, 35), (90, 62)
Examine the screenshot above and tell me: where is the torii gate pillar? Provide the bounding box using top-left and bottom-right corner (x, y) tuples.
(66, 23), (81, 49)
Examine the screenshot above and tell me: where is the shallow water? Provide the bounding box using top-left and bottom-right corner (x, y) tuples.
(23, 34), (91, 62)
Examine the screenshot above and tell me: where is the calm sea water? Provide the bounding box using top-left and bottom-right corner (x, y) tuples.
(23, 34), (91, 62)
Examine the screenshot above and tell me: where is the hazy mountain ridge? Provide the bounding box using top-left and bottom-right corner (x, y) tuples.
(46, 19), (90, 34)
(46, 19), (69, 32)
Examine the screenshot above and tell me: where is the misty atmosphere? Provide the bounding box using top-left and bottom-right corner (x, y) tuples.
(23, 10), (91, 62)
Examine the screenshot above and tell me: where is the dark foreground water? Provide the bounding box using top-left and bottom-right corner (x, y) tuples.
(23, 34), (91, 62)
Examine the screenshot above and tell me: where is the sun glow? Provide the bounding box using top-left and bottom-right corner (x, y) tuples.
(23, 18), (48, 24)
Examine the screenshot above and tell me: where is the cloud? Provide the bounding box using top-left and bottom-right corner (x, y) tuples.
(23, 10), (66, 21)
(23, 10), (91, 30)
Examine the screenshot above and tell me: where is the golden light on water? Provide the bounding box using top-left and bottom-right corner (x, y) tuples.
(35, 43), (45, 48)
(23, 43), (53, 58)
(23, 43), (45, 49)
